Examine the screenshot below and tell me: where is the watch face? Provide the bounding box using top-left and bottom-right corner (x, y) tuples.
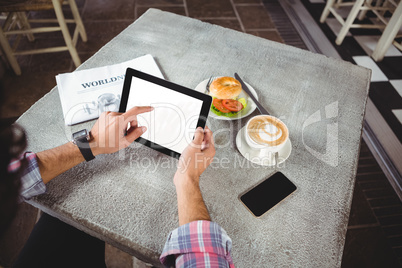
(73, 129), (89, 140)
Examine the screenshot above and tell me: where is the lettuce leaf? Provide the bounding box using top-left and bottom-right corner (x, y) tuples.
(210, 98), (247, 117)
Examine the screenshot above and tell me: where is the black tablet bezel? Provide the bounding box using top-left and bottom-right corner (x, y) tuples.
(119, 68), (212, 159)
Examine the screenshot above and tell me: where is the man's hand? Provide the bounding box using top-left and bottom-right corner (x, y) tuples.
(90, 106), (153, 156)
(174, 126), (215, 226)
(36, 106), (152, 184)
(174, 126), (215, 184)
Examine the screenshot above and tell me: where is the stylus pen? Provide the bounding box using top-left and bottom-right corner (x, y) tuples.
(124, 122), (131, 136)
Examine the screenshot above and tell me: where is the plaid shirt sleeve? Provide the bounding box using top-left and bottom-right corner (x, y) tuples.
(8, 152), (46, 201)
(160, 220), (235, 268)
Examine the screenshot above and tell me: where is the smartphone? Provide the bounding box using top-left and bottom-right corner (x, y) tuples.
(239, 172), (297, 218)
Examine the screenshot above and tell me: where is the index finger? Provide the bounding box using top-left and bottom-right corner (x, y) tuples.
(123, 106), (154, 117)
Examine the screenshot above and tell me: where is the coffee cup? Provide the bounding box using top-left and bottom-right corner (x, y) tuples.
(245, 115), (289, 158)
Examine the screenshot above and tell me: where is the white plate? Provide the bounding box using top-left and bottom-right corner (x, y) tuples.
(194, 77), (258, 120)
(236, 126), (292, 166)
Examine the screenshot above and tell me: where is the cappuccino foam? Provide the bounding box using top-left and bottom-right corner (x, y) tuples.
(247, 116), (288, 146)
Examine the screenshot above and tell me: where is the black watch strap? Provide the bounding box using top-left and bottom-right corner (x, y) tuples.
(76, 137), (95, 162)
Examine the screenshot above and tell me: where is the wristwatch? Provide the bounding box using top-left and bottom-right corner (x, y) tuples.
(72, 129), (95, 161)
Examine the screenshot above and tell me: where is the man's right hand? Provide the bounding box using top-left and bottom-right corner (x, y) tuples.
(36, 106), (153, 184)
(90, 106), (153, 156)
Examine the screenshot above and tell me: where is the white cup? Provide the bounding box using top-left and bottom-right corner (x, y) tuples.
(245, 115), (289, 158)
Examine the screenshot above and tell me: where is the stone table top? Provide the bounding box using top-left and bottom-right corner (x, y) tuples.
(18, 9), (371, 267)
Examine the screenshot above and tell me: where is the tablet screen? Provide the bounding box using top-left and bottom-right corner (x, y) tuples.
(120, 68), (211, 158)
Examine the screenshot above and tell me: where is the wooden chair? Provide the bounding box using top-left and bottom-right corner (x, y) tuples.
(320, 0), (397, 45)
(0, 0), (87, 75)
(372, 0), (402, 61)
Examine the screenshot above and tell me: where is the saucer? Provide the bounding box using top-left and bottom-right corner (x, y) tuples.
(194, 77), (258, 120)
(236, 126), (292, 166)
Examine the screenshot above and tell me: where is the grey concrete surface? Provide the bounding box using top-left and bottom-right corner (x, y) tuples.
(17, 9), (371, 267)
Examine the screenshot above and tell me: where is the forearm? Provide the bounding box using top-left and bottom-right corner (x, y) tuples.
(33, 107), (153, 185)
(174, 174), (211, 226)
(36, 142), (86, 184)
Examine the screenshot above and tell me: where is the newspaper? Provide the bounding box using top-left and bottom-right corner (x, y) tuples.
(56, 54), (164, 125)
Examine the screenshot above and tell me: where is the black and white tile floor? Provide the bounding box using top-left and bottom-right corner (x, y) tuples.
(301, 0), (402, 143)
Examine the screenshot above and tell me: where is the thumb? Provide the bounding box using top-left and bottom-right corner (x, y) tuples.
(192, 127), (204, 146)
(126, 126), (147, 142)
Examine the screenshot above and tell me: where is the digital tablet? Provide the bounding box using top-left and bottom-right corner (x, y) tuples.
(119, 68), (212, 159)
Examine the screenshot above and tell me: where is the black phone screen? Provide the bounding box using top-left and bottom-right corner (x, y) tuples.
(239, 172), (297, 217)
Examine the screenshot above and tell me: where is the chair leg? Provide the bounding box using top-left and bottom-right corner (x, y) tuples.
(336, 0), (365, 45)
(52, 0), (81, 68)
(376, 0), (387, 18)
(68, 0), (87, 42)
(0, 27), (21, 75)
(357, 0), (373, 21)
(16, 12), (35, 42)
(372, 2), (402, 61)
(320, 0), (336, 23)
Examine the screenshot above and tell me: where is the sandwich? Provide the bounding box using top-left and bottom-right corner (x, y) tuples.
(209, 77), (247, 117)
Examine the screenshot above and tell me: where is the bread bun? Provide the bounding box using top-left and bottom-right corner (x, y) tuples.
(209, 77), (242, 99)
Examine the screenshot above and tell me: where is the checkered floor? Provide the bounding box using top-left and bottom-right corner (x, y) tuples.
(301, 0), (402, 143)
